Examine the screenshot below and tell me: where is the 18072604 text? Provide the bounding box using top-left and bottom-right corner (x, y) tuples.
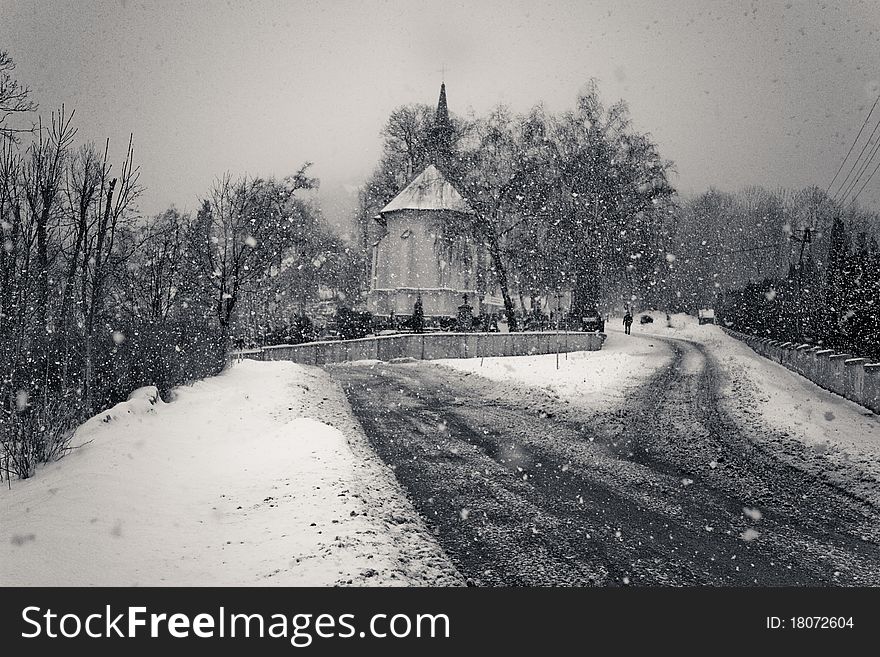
(767, 617), (855, 630)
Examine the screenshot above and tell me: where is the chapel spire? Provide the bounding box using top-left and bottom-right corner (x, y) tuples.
(430, 82), (454, 169)
(436, 82), (449, 127)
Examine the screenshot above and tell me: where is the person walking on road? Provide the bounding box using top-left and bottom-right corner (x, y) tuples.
(623, 309), (633, 335)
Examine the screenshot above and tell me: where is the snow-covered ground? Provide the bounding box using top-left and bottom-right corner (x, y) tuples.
(6, 314), (878, 586)
(1, 360), (462, 586)
(435, 330), (673, 410)
(629, 311), (880, 504)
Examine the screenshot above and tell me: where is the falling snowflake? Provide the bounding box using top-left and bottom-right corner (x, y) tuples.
(740, 529), (761, 542)
(743, 507), (763, 522)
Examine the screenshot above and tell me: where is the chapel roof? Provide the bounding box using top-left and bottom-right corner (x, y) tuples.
(379, 164), (475, 215)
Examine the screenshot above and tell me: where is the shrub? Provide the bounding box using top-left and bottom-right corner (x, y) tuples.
(335, 307), (373, 340)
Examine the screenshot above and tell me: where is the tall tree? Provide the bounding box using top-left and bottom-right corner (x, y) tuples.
(449, 105), (536, 330)
(77, 135), (142, 410)
(22, 108), (77, 339)
(0, 50), (37, 141)
(190, 166), (317, 336)
(543, 84), (675, 318)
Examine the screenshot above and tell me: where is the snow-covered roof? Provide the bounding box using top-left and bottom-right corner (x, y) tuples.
(380, 164), (475, 215)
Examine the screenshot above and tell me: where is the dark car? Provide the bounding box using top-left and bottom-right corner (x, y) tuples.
(639, 314), (654, 324)
(581, 315), (605, 332)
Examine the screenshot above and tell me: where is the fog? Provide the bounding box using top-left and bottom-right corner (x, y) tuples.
(2, 0), (879, 238)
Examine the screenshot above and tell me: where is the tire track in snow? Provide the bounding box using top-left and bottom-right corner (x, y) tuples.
(327, 340), (880, 586)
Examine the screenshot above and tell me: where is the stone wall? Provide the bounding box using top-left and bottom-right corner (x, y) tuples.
(722, 328), (880, 415)
(238, 331), (605, 366)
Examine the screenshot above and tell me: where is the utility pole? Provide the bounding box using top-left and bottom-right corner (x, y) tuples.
(791, 227), (813, 342)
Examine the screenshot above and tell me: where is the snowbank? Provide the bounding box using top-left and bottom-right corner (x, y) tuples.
(435, 330), (673, 410)
(75, 385), (164, 435)
(1, 360), (461, 586)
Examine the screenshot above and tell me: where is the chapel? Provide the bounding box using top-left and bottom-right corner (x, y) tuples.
(367, 84), (503, 321)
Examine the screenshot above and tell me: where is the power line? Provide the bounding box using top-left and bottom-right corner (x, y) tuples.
(832, 108), (880, 201)
(827, 92), (880, 194)
(846, 152), (880, 208)
(836, 131), (880, 204)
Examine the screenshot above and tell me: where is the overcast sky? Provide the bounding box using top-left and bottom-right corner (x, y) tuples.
(3, 0), (880, 236)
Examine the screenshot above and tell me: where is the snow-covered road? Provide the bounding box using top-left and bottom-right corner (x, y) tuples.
(1, 360), (462, 586)
(329, 316), (880, 585)
(632, 313), (880, 506)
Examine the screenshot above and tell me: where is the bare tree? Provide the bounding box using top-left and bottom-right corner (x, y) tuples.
(0, 65), (219, 479)
(60, 144), (102, 309)
(191, 166), (317, 336)
(0, 51), (37, 141)
(382, 104), (433, 182)
(0, 138), (25, 334)
(123, 208), (188, 321)
(452, 106), (529, 330)
(79, 135), (142, 410)
(21, 107), (77, 338)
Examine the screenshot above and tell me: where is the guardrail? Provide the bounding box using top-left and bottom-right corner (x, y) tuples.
(235, 331), (605, 366)
(722, 328), (880, 415)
